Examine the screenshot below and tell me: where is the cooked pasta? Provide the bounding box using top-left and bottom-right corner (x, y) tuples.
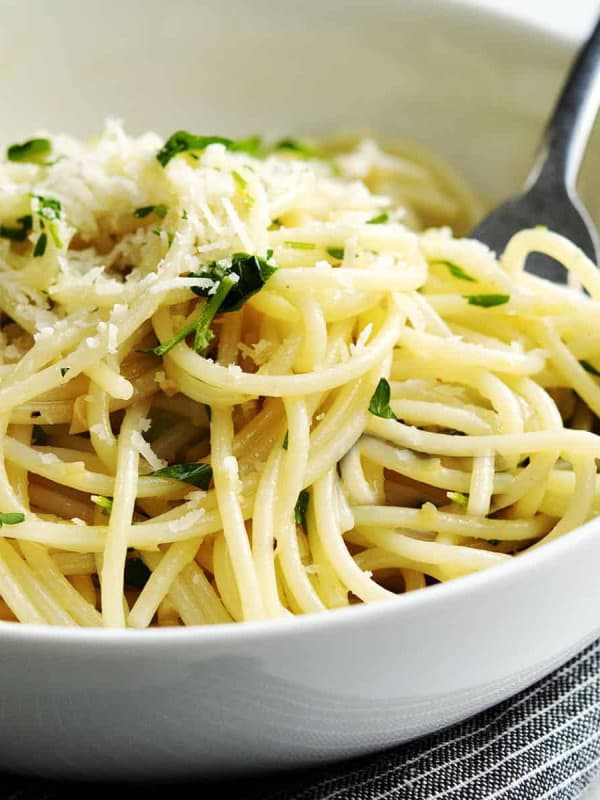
(0, 121), (598, 628)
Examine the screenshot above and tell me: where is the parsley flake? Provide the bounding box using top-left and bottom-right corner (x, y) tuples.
(447, 491), (469, 506)
(367, 212), (389, 224)
(7, 138), (51, 164)
(0, 214), (33, 242)
(134, 204), (168, 219)
(190, 252), (277, 313)
(294, 489), (309, 528)
(0, 512), (25, 527)
(33, 232), (47, 257)
(150, 462), (213, 489)
(368, 378), (397, 420)
(464, 294), (510, 308)
(91, 495), (113, 515)
(433, 259), (476, 283)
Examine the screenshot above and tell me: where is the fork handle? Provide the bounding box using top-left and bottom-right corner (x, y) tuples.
(527, 15), (600, 192)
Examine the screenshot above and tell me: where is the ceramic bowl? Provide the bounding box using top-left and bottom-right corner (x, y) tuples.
(0, 0), (598, 781)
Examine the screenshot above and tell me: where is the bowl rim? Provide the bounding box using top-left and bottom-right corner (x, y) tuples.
(0, 0), (586, 647)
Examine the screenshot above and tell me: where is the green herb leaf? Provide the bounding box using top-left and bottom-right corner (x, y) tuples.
(157, 131), (235, 167)
(282, 431), (289, 450)
(134, 204), (168, 219)
(0, 214), (33, 242)
(447, 491), (469, 506)
(229, 135), (263, 156)
(368, 378), (397, 420)
(274, 138), (323, 160)
(367, 212), (389, 225)
(232, 170), (248, 190)
(150, 462), (213, 489)
(294, 489), (309, 527)
(190, 252), (277, 313)
(0, 512), (25, 527)
(7, 138), (51, 164)
(488, 539), (501, 547)
(433, 259), (476, 283)
(580, 359), (600, 377)
(232, 170), (254, 207)
(326, 247), (345, 260)
(32, 195), (61, 222)
(60, 367), (69, 378)
(33, 232), (47, 257)
(193, 274), (238, 353)
(124, 557), (151, 589)
(91, 495), (113, 515)
(154, 253), (276, 357)
(464, 294), (510, 308)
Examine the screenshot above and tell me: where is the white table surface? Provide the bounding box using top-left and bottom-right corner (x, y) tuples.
(460, 3), (600, 795)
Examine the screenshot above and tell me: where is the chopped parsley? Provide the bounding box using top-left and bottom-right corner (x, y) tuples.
(156, 131), (262, 167)
(60, 367), (69, 378)
(33, 232), (47, 257)
(124, 557), (151, 589)
(580, 360), (600, 378)
(294, 489), (310, 528)
(464, 294), (510, 308)
(190, 251), (277, 312)
(326, 247), (345, 260)
(433, 259), (476, 283)
(134, 204), (168, 219)
(0, 214), (33, 242)
(447, 491), (469, 506)
(31, 195), (63, 248)
(367, 212), (389, 225)
(274, 138), (324, 160)
(368, 378), (397, 420)
(150, 462), (213, 489)
(6, 138), (51, 164)
(232, 170), (248, 190)
(230, 135), (263, 156)
(151, 273), (238, 357)
(282, 431), (289, 450)
(33, 195), (61, 223)
(157, 132), (233, 166)
(0, 512), (25, 527)
(91, 495), (113, 515)
(273, 138), (340, 173)
(232, 170), (254, 206)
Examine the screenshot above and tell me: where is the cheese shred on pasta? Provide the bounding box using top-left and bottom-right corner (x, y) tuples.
(0, 120), (598, 627)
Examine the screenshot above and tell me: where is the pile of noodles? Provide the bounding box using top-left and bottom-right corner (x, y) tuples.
(0, 121), (598, 628)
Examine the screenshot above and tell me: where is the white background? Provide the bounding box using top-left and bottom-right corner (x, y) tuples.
(461, 3), (600, 797)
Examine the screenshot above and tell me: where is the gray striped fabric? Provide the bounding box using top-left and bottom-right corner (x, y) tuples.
(4, 638), (600, 799)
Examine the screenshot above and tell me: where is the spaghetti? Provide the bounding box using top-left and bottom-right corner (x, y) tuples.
(0, 120), (598, 628)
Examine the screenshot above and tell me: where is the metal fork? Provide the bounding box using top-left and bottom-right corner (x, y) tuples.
(470, 16), (600, 282)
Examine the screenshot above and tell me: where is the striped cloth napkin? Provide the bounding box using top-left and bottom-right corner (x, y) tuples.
(5, 636), (600, 799)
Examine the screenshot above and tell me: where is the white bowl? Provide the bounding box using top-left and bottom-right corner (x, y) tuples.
(1, 0), (599, 782)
